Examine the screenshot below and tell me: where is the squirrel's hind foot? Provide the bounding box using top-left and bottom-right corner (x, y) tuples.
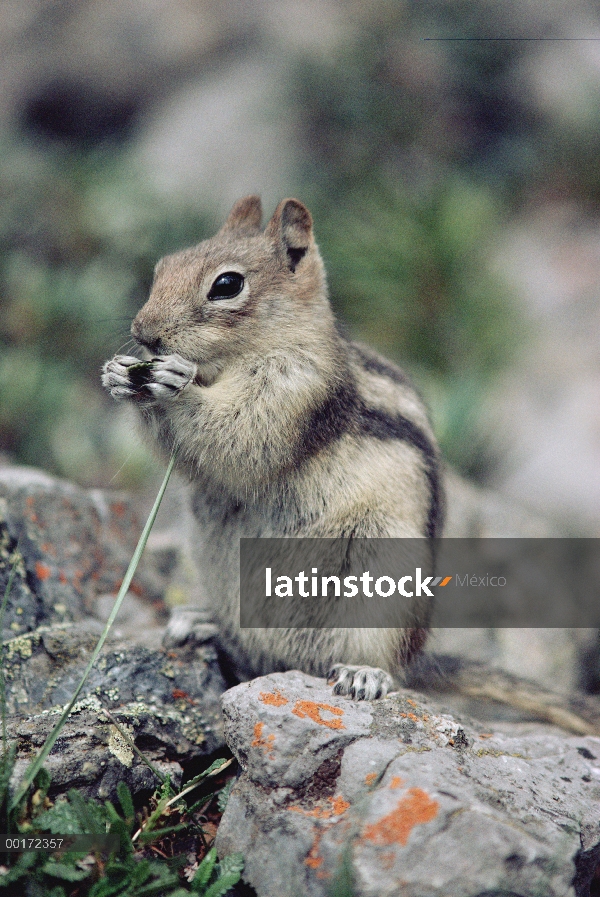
(163, 605), (219, 648)
(328, 664), (393, 701)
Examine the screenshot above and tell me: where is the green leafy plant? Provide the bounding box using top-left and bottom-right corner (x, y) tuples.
(0, 770), (242, 896)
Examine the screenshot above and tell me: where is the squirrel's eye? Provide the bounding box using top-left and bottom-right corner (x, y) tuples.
(207, 271), (245, 301)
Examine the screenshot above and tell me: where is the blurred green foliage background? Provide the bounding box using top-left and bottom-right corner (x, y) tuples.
(1, 1), (599, 488)
(0, 143), (210, 485)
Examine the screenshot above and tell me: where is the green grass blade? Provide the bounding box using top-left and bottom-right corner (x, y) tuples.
(0, 554), (19, 755)
(9, 453), (176, 811)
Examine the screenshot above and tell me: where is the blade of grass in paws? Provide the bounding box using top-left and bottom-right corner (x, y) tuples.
(10, 453), (176, 811)
(127, 360), (155, 389)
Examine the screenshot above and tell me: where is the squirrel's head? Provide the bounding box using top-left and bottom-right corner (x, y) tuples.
(131, 196), (331, 372)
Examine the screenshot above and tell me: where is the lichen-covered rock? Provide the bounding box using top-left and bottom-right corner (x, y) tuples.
(216, 671), (600, 897)
(0, 464), (169, 639)
(6, 622), (227, 801)
(10, 706), (184, 802)
(0, 463), (228, 802)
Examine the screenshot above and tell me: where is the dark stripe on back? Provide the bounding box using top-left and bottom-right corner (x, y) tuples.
(424, 461), (444, 539)
(296, 380), (444, 538)
(357, 405), (444, 539)
(357, 406), (434, 458)
(296, 378), (358, 462)
(353, 345), (410, 387)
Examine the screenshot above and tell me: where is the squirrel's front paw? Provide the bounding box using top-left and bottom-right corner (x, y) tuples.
(102, 355), (145, 400)
(328, 664), (393, 701)
(102, 354), (196, 402)
(144, 355), (197, 400)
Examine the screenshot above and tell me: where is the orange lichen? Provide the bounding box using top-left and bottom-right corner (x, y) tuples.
(288, 794), (349, 820)
(389, 776), (405, 790)
(305, 830), (323, 869)
(406, 699), (417, 708)
(289, 805), (328, 818)
(35, 562), (51, 581)
(479, 733), (493, 739)
(292, 796), (351, 875)
(362, 788), (439, 847)
(365, 772), (378, 786)
(172, 689), (196, 704)
(259, 690), (288, 707)
(251, 722), (264, 745)
(291, 700), (345, 730)
(251, 722), (276, 756)
(330, 795), (350, 815)
(399, 712), (420, 722)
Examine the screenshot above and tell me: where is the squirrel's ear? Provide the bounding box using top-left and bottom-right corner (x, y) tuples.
(265, 198), (313, 272)
(219, 195), (263, 233)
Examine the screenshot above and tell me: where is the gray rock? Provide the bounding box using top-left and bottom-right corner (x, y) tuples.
(216, 671), (600, 897)
(10, 707), (184, 803)
(0, 464), (169, 640)
(5, 623), (227, 801)
(5, 620), (227, 801)
(0, 464), (228, 803)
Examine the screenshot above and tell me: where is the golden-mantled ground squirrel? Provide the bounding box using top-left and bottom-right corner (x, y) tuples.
(102, 195), (444, 700)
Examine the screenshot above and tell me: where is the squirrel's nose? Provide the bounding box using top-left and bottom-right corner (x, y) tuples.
(131, 316), (163, 354)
